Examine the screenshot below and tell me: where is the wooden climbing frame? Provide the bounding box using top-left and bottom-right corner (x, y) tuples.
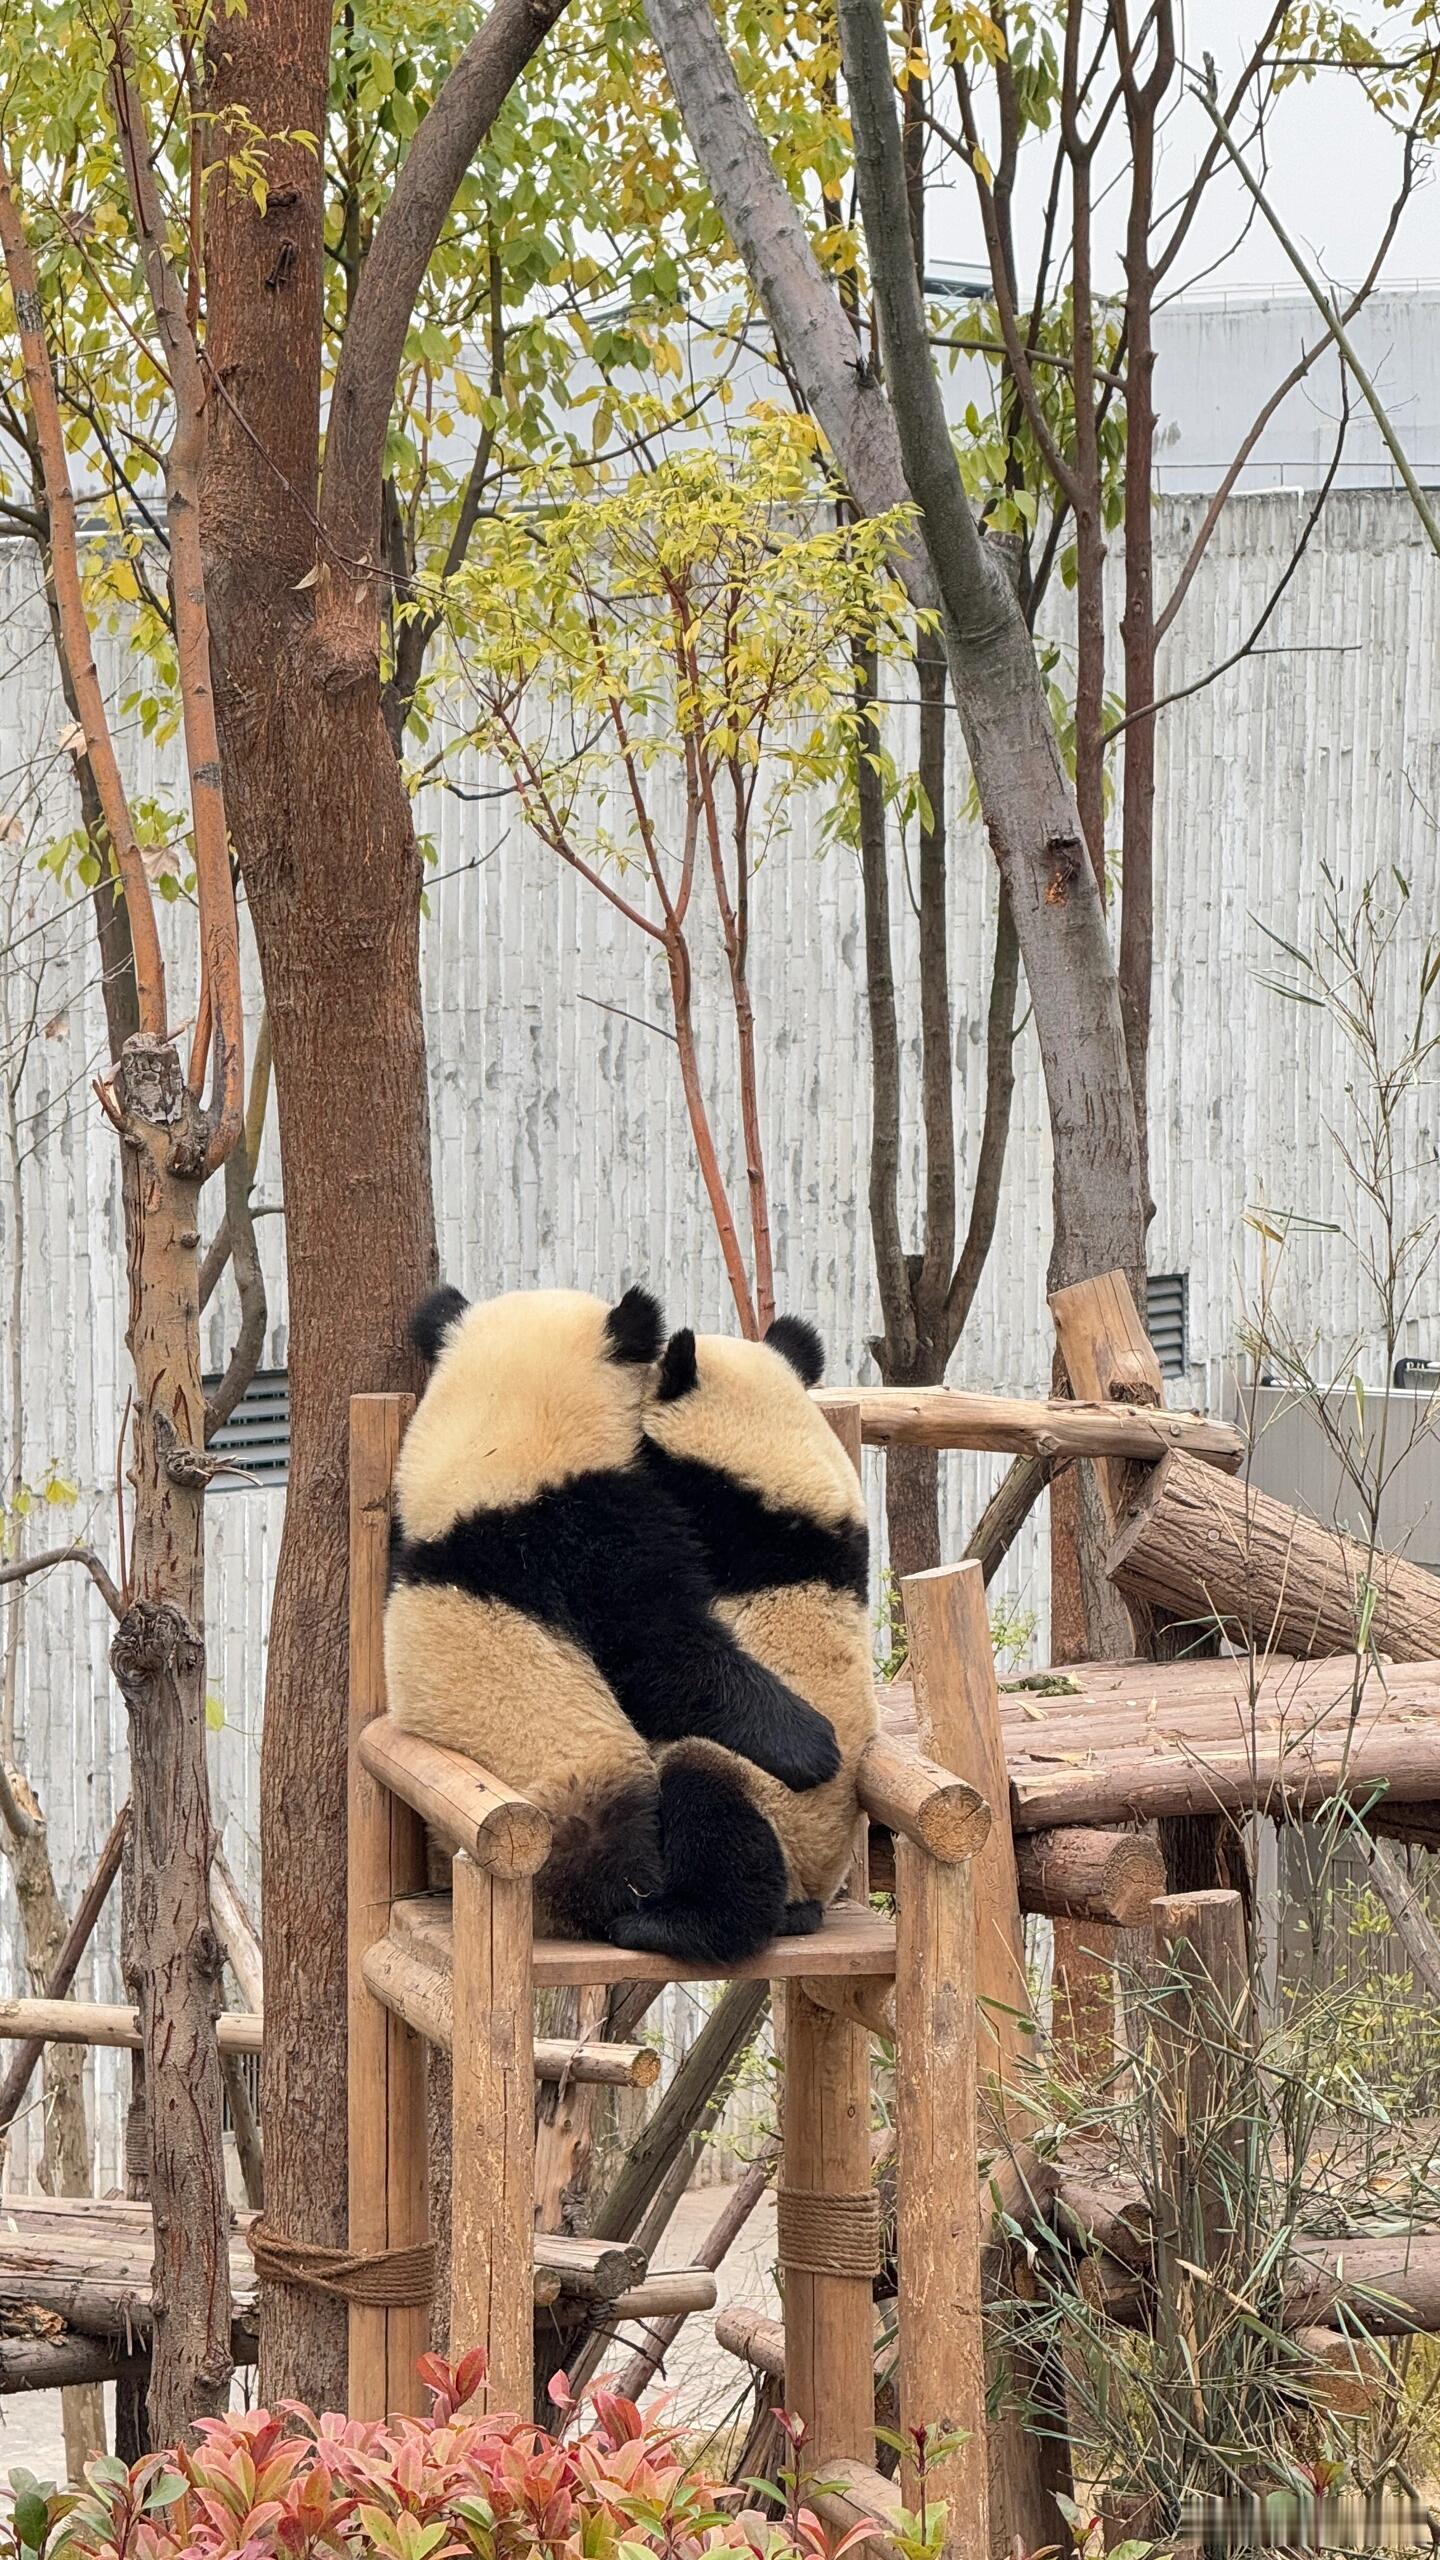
(346, 1391), (995, 2558)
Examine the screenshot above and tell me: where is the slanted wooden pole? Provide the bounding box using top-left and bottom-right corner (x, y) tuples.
(894, 1837), (986, 2560)
(902, 1560), (1062, 2559)
(450, 1851), (535, 2415)
(347, 1393), (429, 2420)
(780, 1982), (876, 2466)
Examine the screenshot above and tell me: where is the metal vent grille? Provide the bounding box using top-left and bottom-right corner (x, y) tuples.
(1146, 1272), (1189, 1379)
(202, 1367), (290, 1486)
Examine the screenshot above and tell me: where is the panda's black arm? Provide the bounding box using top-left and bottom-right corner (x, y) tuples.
(599, 1614), (841, 1792)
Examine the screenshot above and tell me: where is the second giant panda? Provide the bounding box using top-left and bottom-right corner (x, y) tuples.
(384, 1283), (841, 1962)
(631, 1315), (877, 1943)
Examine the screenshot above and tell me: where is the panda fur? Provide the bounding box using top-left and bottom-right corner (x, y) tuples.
(384, 1283), (842, 1963)
(638, 1316), (876, 1936)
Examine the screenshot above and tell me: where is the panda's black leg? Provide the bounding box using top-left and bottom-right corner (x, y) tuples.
(539, 1775), (663, 1941)
(777, 1898), (825, 1938)
(608, 1745), (787, 1967)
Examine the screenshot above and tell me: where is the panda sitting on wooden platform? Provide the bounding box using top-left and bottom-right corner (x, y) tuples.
(384, 1283), (872, 1967)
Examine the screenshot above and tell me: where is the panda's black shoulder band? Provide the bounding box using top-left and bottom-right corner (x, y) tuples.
(765, 1315), (825, 1387)
(410, 1284), (469, 1365)
(606, 1286), (664, 1365)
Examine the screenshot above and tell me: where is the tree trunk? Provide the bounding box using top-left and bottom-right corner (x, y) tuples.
(202, 0), (436, 2407)
(109, 1037), (231, 2448)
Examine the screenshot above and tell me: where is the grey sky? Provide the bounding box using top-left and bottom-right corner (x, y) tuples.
(925, 2), (1438, 298)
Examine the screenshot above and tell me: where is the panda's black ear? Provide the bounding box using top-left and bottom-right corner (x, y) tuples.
(766, 1315), (825, 1387)
(409, 1285), (469, 1366)
(605, 1286), (663, 1366)
(656, 1328), (699, 1402)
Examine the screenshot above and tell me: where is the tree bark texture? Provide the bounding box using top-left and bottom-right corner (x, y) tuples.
(109, 1038), (231, 2446)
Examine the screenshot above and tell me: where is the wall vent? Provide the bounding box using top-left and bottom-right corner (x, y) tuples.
(202, 1367), (290, 1486)
(1146, 1272), (1189, 1379)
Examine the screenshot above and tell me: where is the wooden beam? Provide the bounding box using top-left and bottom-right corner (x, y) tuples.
(1109, 1449), (1440, 1659)
(360, 1936), (658, 2083)
(0, 1998), (262, 2054)
(813, 1387), (1242, 1469)
(450, 1852), (534, 2414)
(1013, 1827), (1167, 1927)
(856, 1733), (991, 1862)
(1008, 1727), (1440, 1831)
(346, 1392), (429, 2422)
(716, 2302), (785, 2377)
(603, 2267), (718, 2320)
(1151, 1890), (1254, 2383)
(535, 2233), (646, 2302)
(359, 1718), (551, 1875)
(0, 1804), (128, 2149)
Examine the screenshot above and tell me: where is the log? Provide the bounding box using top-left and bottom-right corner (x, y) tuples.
(1009, 1726), (1440, 1832)
(1013, 1828), (1166, 1927)
(0, 2335), (150, 2393)
(809, 2456), (906, 2559)
(802, 1974), (895, 2037)
(780, 1985), (875, 2466)
(962, 1451), (1054, 1587)
(1289, 2326), (1388, 2420)
(716, 2302), (785, 2377)
(894, 1839), (986, 2560)
(450, 1854), (534, 2413)
(0, 1803), (128, 2149)
(1109, 1449), (1440, 1660)
(535, 2234), (647, 2302)
(359, 1717), (551, 1876)
(210, 1850), (263, 2013)
(812, 1388), (1242, 1469)
(587, 1979), (769, 2244)
(603, 2267), (718, 2321)
(0, 1998), (263, 2054)
(1285, 2234), (1440, 2335)
(1151, 1892), (1255, 2381)
(856, 1733), (990, 1862)
(361, 1935), (658, 2083)
(901, 1563), (1051, 2557)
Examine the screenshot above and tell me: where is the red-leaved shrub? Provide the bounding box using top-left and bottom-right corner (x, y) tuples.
(1, 2354), (881, 2560)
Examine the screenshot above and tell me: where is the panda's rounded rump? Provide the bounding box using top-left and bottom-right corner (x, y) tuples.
(396, 1286), (659, 1538)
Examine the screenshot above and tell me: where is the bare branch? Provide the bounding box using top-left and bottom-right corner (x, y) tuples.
(0, 1546), (124, 1621)
(109, 29), (246, 1167)
(319, 0), (569, 614)
(0, 149), (167, 1036)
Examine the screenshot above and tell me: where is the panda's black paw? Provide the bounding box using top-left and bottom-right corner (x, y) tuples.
(778, 1899), (825, 1938)
(756, 1702), (841, 1793)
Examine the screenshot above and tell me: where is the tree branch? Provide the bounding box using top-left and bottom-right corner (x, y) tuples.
(1194, 62), (1440, 558)
(0, 1546), (124, 1621)
(0, 147), (167, 1038)
(318, 0), (569, 609)
(109, 29), (245, 1169)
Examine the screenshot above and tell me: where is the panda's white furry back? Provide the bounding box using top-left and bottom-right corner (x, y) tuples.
(642, 1318), (877, 1916)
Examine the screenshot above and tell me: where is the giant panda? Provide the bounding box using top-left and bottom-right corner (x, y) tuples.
(383, 1283), (842, 1963)
(629, 1315), (877, 1946)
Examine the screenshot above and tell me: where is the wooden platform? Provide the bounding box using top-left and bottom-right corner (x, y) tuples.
(882, 1653), (1440, 1830)
(391, 1890), (898, 1985)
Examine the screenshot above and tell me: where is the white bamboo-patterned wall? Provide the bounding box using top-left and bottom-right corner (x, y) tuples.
(2, 487), (1439, 2185)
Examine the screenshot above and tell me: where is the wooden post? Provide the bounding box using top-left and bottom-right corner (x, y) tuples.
(901, 1565), (1027, 2123)
(823, 1396), (869, 1898)
(450, 1852), (535, 2415)
(894, 1839), (986, 2560)
(1149, 1889), (1253, 2400)
(780, 1982), (875, 2466)
(1049, 1271), (1180, 2068)
(347, 1393), (429, 2420)
(901, 1561), (1064, 2559)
